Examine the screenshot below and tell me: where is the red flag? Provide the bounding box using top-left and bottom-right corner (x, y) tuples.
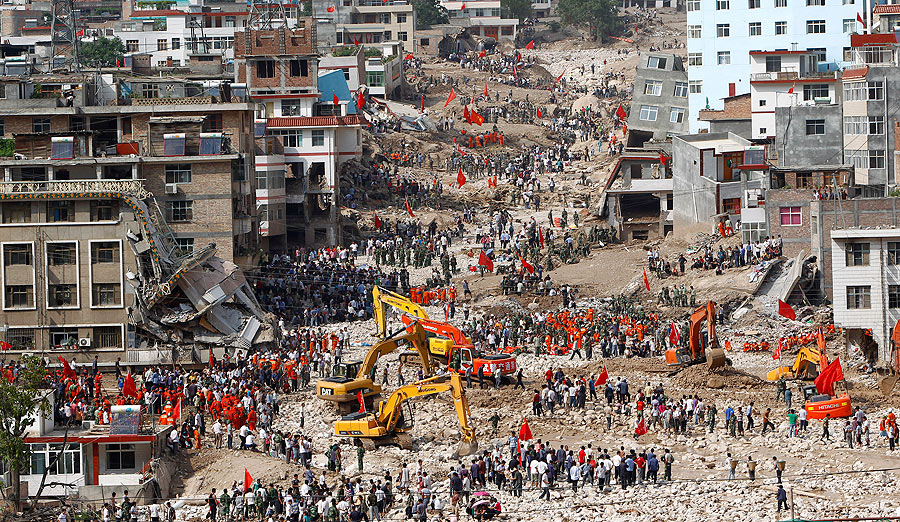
(244, 469), (253, 492)
(405, 198), (415, 217)
(209, 347), (215, 369)
(374, 215), (382, 229)
(615, 104), (627, 120)
(622, 124), (627, 137)
(518, 417), (533, 441)
(172, 397), (182, 420)
(470, 109), (484, 126)
(333, 92), (340, 105)
(405, 53), (414, 60)
(659, 152), (668, 165)
(814, 358), (844, 396)
(773, 339), (783, 360)
(122, 373), (139, 398)
(0, 340), (11, 350)
(643, 268), (650, 291)
(536, 107), (542, 118)
(357, 391), (366, 413)
(58, 356), (76, 380)
(478, 250), (494, 272)
(518, 252), (534, 274)
(635, 417), (647, 436)
(444, 88), (456, 107)
(668, 323), (680, 346)
(817, 328), (827, 354)
(457, 168), (467, 188)
(420, 95), (425, 111)
(525, 40), (534, 49)
(512, 65), (517, 78)
(354, 37), (359, 46)
(115, 59), (121, 67)
(857, 12), (866, 28)
(463, 105), (470, 123)
(778, 299), (796, 320)
(357, 90), (366, 109)
(595, 366), (609, 386)
(484, 84), (489, 97)
(478, 50), (486, 58)
(538, 228), (545, 248)
(788, 83), (795, 94)
(555, 70), (565, 84)
(326, 5), (335, 11)
(460, 2), (466, 8)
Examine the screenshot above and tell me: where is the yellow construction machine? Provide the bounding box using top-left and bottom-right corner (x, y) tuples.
(766, 347), (823, 381)
(316, 322), (433, 413)
(333, 372), (479, 457)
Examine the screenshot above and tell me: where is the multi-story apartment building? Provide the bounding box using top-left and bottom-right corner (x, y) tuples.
(441, 0), (518, 42)
(311, 0), (416, 52)
(686, 0), (859, 131)
(234, 23), (365, 248)
(626, 52), (689, 145)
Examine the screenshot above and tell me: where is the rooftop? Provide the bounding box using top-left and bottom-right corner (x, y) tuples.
(698, 93), (751, 121)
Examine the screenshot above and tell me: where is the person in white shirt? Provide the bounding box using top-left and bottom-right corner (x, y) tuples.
(148, 503), (160, 522)
(244, 432), (256, 451)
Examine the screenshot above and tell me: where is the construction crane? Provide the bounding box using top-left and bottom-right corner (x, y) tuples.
(333, 372), (478, 457)
(316, 322), (433, 413)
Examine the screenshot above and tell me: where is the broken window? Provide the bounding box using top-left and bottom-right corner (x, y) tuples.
(2, 202), (31, 223)
(166, 201), (193, 222)
(49, 284), (76, 307)
(96, 326), (122, 349)
(257, 60), (275, 79)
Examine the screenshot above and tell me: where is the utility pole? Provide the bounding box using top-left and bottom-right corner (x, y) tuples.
(49, 0), (81, 72)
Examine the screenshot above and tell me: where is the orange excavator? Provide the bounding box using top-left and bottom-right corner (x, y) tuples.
(664, 301), (727, 371)
(878, 319), (900, 395)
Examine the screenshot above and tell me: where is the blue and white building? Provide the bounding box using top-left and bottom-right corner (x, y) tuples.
(686, 0), (863, 131)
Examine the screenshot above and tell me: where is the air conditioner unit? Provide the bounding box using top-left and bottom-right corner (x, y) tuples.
(78, 337), (91, 348)
(165, 183), (178, 194)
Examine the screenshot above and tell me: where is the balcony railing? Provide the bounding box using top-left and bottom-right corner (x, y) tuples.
(0, 179), (151, 199)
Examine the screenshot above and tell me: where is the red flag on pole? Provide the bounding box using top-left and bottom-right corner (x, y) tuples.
(470, 109), (484, 126)
(374, 215), (382, 229)
(405, 198), (415, 217)
(525, 40), (534, 49)
(122, 373), (139, 398)
(788, 83), (795, 94)
(457, 168), (466, 188)
(333, 92), (340, 105)
(244, 469), (253, 492)
(668, 323), (680, 346)
(357, 391), (366, 413)
(484, 84), (489, 97)
(444, 88), (456, 107)
(58, 356), (76, 380)
(595, 366), (609, 386)
(616, 104), (627, 120)
(814, 358), (844, 396)
(460, 2), (466, 8)
(635, 417), (647, 436)
(538, 228), (545, 249)
(773, 338), (783, 360)
(354, 37), (360, 46)
(555, 70), (565, 84)
(777, 299), (796, 320)
(536, 107), (542, 118)
(172, 398), (182, 420)
(209, 347), (215, 369)
(405, 53), (414, 60)
(518, 252), (534, 274)
(420, 95), (425, 111)
(659, 152), (668, 165)
(326, 5), (335, 11)
(478, 250), (494, 272)
(478, 50), (486, 58)
(518, 417), (533, 441)
(463, 105), (470, 123)
(857, 12), (866, 27)
(643, 268), (651, 291)
(357, 90), (366, 109)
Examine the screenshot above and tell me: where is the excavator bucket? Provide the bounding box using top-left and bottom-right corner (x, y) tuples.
(879, 375), (899, 396)
(706, 348), (727, 370)
(455, 439), (479, 458)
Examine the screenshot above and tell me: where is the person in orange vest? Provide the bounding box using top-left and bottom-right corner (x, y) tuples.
(499, 133), (504, 146)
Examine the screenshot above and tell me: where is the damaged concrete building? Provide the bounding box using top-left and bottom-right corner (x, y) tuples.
(601, 148), (673, 241)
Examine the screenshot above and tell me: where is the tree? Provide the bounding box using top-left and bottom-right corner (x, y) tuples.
(501, 0), (533, 22)
(411, 0), (449, 29)
(78, 36), (126, 68)
(0, 355), (51, 511)
(555, 0), (621, 40)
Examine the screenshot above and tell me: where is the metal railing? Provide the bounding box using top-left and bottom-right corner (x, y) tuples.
(0, 179), (152, 199)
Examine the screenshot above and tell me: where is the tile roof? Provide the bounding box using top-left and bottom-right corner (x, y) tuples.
(842, 66), (869, 79)
(874, 4), (900, 13)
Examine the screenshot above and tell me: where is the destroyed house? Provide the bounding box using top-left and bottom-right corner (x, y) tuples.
(602, 149), (674, 242)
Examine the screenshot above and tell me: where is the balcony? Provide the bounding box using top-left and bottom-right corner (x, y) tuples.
(0, 179), (151, 199)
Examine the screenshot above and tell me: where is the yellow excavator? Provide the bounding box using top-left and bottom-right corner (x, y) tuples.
(766, 347), (824, 381)
(316, 322), (433, 413)
(373, 286), (431, 339)
(333, 372), (478, 457)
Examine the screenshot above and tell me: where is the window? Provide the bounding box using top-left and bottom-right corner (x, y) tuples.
(688, 25), (701, 38)
(868, 81), (884, 100)
(689, 80), (703, 94)
(687, 0), (700, 9)
(845, 242), (870, 266)
(172, 38), (181, 49)
(256, 60), (275, 79)
(688, 53), (702, 67)
(0, 119), (4, 136)
(802, 84), (829, 101)
(32, 117), (50, 133)
(268, 129), (303, 147)
(366, 70), (385, 86)
(48, 243), (76, 265)
(397, 13), (407, 22)
(843, 18), (856, 33)
(775, 21), (787, 34)
(48, 285), (76, 307)
(890, 286), (900, 309)
(869, 150), (885, 169)
(163, 133), (185, 156)
(28, 444), (81, 475)
(6, 329), (34, 350)
(643, 80), (662, 96)
(748, 0), (760, 6)
(289, 59), (309, 77)
(775, 0), (787, 6)
(766, 56), (783, 73)
(93, 283), (121, 307)
(846, 286), (871, 309)
(639, 105), (659, 121)
(647, 56), (667, 69)
(90, 200), (117, 221)
(2, 202), (31, 223)
(51, 137), (74, 159)
(674, 82), (688, 97)
(717, 24), (730, 37)
(779, 206), (801, 226)
(844, 81), (884, 101)
(106, 444), (136, 470)
(398, 31), (408, 41)
(91, 242), (119, 264)
(843, 116), (884, 135)
(807, 0), (824, 4)
(4, 244), (32, 265)
(96, 326), (122, 348)
(47, 201), (74, 222)
(807, 20), (825, 33)
(174, 238), (194, 253)
(140, 83), (159, 99)
(759, 99), (767, 106)
(166, 201), (193, 222)
(312, 130), (325, 147)
(165, 164), (192, 184)
(749, 22), (762, 36)
(722, 198), (741, 215)
(5, 286), (33, 308)
(889, 242), (900, 265)
(805, 119), (825, 135)
(126, 40), (139, 52)
(717, 51), (731, 65)
(716, 0), (729, 8)
(199, 133), (223, 155)
(157, 39), (168, 51)
(670, 108), (686, 124)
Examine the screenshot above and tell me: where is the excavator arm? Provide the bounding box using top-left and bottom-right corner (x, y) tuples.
(373, 286), (430, 339)
(359, 322), (434, 379)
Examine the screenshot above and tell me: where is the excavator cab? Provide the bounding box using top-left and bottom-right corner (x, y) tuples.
(332, 361), (363, 379)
